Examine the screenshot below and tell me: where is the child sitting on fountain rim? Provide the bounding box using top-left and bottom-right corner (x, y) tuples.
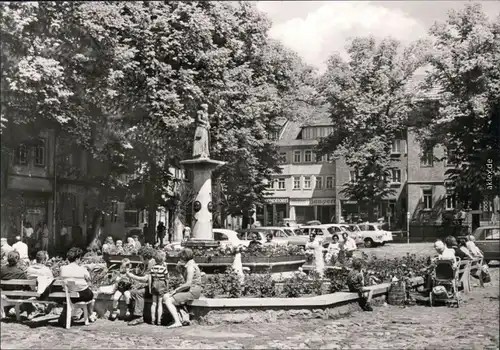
(149, 251), (169, 325)
(109, 258), (133, 321)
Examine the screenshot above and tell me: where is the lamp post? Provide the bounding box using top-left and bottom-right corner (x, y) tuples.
(406, 129), (410, 245)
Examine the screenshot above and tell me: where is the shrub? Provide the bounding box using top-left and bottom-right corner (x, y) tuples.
(243, 269), (275, 298)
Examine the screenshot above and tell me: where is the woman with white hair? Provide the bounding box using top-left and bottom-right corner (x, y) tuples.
(466, 235), (483, 258)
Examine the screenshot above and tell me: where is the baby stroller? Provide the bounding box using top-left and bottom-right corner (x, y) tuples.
(429, 259), (461, 308)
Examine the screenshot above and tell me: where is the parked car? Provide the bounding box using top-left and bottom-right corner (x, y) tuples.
(165, 228), (247, 250)
(213, 228), (249, 247)
(305, 220), (322, 225)
(280, 218), (301, 228)
(349, 223), (393, 248)
(237, 227), (290, 245)
(472, 225), (500, 263)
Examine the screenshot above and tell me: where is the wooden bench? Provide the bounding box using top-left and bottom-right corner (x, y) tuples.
(456, 258), (484, 294)
(0, 279), (95, 329)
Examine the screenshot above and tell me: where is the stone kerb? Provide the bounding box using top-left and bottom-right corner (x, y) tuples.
(94, 277), (424, 323)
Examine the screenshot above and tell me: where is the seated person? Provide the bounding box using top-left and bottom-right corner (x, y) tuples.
(247, 233), (262, 251)
(445, 236), (469, 260)
(26, 251), (53, 279)
(346, 258), (373, 311)
(466, 235), (483, 258)
(163, 248), (203, 328)
(457, 239), (473, 260)
(433, 239), (457, 264)
(59, 247), (97, 323)
(0, 251), (35, 319)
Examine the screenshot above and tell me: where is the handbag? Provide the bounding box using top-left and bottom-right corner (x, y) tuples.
(388, 280), (407, 306)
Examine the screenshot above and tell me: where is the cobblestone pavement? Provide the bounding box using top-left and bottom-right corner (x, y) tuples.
(2, 268), (498, 349)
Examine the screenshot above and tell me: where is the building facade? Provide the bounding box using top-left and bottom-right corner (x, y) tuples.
(261, 118), (337, 226)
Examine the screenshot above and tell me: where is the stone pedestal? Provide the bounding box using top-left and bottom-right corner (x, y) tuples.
(180, 158), (225, 248)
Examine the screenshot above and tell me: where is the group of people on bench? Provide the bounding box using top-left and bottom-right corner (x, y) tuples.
(1, 245), (202, 328)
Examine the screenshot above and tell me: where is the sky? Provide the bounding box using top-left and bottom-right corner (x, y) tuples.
(254, 1), (500, 72)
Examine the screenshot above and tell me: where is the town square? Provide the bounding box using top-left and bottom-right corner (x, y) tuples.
(1, 1), (499, 349)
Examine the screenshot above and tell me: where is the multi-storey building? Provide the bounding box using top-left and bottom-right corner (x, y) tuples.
(1, 129), (186, 249)
(260, 115), (337, 226)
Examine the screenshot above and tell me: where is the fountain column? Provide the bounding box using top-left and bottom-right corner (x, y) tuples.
(179, 104), (225, 248)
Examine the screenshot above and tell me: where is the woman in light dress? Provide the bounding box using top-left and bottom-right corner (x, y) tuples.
(325, 234), (341, 265)
(305, 232), (326, 277)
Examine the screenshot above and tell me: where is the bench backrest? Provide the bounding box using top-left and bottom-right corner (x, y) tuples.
(469, 257), (483, 271)
(0, 279), (76, 299)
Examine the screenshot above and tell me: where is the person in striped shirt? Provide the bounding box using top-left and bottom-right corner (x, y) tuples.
(149, 251), (169, 325)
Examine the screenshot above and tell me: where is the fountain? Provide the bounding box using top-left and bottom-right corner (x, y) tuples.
(166, 104), (306, 276)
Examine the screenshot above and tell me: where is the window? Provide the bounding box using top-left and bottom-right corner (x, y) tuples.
(35, 141), (45, 166)
(16, 144), (28, 165)
(293, 150), (301, 163)
(124, 210), (139, 227)
(483, 228), (500, 240)
(214, 232), (229, 241)
(278, 152), (287, 164)
(391, 139), (402, 154)
(304, 176), (311, 189)
(316, 176), (323, 189)
(293, 176), (301, 190)
(304, 150), (312, 163)
(445, 193), (456, 210)
(420, 149), (433, 167)
(326, 176), (334, 189)
(277, 178), (285, 190)
(302, 126), (334, 140)
(423, 189), (433, 209)
(349, 171), (358, 182)
(390, 169), (401, 183)
(269, 130), (279, 140)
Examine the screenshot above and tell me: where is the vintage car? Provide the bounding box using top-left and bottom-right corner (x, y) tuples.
(349, 223), (393, 248)
(165, 228), (247, 250)
(290, 224), (358, 248)
(237, 227), (290, 246)
(472, 225), (500, 263)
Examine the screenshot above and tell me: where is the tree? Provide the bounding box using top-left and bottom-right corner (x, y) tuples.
(415, 4), (500, 212)
(85, 1), (316, 225)
(317, 37), (429, 220)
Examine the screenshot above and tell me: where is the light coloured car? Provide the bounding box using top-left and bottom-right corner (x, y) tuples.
(165, 228), (247, 250)
(472, 225), (500, 263)
(237, 227), (290, 246)
(213, 229), (249, 247)
(350, 223), (393, 248)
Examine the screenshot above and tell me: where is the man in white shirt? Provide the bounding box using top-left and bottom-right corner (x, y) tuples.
(12, 236), (29, 262)
(434, 239), (457, 264)
(341, 232), (357, 260)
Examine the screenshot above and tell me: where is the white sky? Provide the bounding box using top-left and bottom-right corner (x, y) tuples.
(255, 1), (500, 72)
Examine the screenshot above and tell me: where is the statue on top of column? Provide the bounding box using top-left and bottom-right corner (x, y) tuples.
(192, 104), (210, 159)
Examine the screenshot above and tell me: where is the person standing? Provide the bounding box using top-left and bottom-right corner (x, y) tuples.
(40, 222), (50, 252)
(168, 227), (173, 244)
(12, 236), (29, 263)
(182, 227), (191, 242)
(305, 233), (326, 278)
(142, 223), (150, 245)
(60, 224), (68, 253)
(24, 222), (34, 251)
(156, 221), (166, 247)
(341, 232), (357, 262)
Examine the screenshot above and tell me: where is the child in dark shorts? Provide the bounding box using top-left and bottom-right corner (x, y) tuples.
(110, 258), (133, 321)
(149, 251), (169, 325)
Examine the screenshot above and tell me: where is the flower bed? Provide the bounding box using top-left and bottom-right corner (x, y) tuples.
(29, 251), (429, 299)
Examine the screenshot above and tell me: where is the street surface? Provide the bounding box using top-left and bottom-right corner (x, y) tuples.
(1, 243), (498, 349)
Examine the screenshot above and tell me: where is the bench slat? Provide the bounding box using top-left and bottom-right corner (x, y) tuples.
(2, 291), (78, 298)
(1, 279), (37, 286)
